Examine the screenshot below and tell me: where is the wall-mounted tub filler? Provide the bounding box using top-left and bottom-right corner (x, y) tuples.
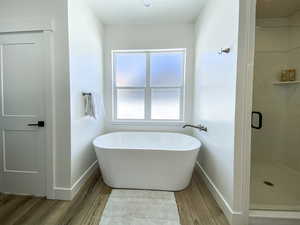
(93, 132), (201, 191)
(183, 124), (208, 132)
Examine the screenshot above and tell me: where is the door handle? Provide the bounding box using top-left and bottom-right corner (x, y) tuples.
(251, 112), (262, 129)
(27, 121), (45, 127)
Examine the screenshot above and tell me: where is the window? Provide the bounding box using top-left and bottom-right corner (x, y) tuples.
(112, 49), (186, 122)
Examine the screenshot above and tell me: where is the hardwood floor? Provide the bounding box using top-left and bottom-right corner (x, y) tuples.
(0, 171), (229, 225)
(175, 173), (229, 225)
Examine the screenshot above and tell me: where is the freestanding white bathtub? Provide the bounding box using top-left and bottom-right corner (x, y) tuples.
(93, 132), (201, 191)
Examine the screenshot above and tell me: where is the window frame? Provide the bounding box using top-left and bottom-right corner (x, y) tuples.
(111, 48), (186, 125)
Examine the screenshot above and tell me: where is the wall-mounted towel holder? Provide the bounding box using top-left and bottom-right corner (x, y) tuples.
(82, 92), (96, 118)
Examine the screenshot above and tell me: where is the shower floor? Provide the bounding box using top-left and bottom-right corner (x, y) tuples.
(250, 161), (300, 211)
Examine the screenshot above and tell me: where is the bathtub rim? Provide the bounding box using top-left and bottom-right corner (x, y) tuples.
(93, 131), (201, 152)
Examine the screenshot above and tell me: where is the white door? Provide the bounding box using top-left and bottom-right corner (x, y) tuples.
(0, 32), (47, 196)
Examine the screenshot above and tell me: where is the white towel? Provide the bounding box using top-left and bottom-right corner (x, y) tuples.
(84, 93), (97, 119)
(90, 93), (97, 119)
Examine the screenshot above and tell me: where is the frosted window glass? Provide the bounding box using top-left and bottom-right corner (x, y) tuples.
(151, 89), (180, 120)
(115, 53), (146, 87)
(150, 52), (184, 87)
(117, 89), (145, 119)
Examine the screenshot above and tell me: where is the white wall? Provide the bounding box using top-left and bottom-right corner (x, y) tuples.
(0, 0), (72, 188)
(103, 24), (195, 134)
(193, 0), (240, 219)
(68, 0), (105, 186)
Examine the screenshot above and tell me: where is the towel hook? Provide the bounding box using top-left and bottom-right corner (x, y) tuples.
(218, 48), (231, 55)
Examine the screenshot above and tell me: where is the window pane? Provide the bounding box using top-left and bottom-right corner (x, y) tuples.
(150, 52), (184, 87)
(117, 89), (145, 119)
(151, 88), (181, 120)
(115, 53), (146, 87)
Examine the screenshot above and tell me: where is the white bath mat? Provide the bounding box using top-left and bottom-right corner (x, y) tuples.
(99, 189), (181, 225)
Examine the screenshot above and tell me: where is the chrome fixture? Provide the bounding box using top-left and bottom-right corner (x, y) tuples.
(218, 47), (231, 55)
(182, 124), (208, 132)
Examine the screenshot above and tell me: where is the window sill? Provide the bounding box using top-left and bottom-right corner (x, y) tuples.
(111, 120), (185, 127)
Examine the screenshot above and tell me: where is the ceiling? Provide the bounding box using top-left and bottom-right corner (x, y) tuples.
(257, 0), (300, 18)
(88, 0), (206, 25)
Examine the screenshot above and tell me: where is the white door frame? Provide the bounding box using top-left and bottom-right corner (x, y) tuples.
(0, 21), (55, 199)
(235, 0), (257, 224)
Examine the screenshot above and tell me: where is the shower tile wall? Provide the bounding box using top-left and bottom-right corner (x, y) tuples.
(283, 12), (300, 172)
(252, 25), (288, 163)
(253, 12), (300, 173)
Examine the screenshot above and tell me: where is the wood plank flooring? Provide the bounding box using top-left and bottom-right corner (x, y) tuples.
(0, 171), (229, 225)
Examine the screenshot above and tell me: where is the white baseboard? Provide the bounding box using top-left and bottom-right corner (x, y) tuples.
(54, 161), (99, 200)
(194, 162), (243, 225)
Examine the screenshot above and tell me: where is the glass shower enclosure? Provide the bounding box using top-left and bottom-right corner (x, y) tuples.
(250, 0), (300, 211)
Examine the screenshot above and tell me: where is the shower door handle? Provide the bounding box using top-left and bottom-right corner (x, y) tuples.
(251, 111), (262, 129)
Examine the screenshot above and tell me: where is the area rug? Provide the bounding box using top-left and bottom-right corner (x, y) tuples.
(99, 189), (181, 225)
